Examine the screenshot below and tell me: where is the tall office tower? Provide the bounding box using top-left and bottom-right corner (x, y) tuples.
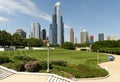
(49, 14), (57, 44)
(31, 23), (41, 39)
(89, 35), (94, 44)
(80, 30), (89, 44)
(41, 29), (46, 40)
(98, 33), (104, 41)
(49, 2), (64, 45)
(16, 29), (26, 38)
(107, 36), (117, 40)
(70, 28), (74, 43)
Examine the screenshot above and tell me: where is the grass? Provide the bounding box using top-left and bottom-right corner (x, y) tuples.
(0, 49), (108, 64)
(0, 48), (109, 78)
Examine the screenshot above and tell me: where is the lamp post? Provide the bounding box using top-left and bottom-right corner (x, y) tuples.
(47, 43), (50, 73)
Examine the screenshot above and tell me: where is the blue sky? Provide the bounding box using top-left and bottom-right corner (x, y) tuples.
(0, 0), (120, 42)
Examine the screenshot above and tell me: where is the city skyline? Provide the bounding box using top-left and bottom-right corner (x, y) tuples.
(1, 0), (120, 42)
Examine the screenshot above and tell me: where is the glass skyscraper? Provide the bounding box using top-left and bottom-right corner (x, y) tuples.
(31, 23), (41, 39)
(49, 2), (64, 45)
(41, 29), (46, 40)
(98, 33), (104, 41)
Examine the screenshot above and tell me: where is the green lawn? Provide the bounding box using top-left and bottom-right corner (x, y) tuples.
(0, 48), (108, 66)
(0, 48), (109, 78)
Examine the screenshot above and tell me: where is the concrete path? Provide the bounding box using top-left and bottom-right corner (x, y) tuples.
(77, 55), (120, 82)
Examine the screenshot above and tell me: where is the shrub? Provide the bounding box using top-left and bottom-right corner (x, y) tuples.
(39, 61), (47, 70)
(39, 61), (53, 70)
(0, 56), (11, 64)
(14, 55), (36, 61)
(15, 61), (25, 71)
(24, 61), (40, 72)
(51, 60), (67, 66)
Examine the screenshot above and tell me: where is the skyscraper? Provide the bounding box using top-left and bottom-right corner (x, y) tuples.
(89, 35), (94, 44)
(80, 30), (89, 44)
(31, 23), (41, 39)
(49, 2), (64, 45)
(16, 29), (26, 38)
(75, 37), (78, 44)
(70, 28), (74, 43)
(98, 33), (104, 41)
(41, 29), (46, 40)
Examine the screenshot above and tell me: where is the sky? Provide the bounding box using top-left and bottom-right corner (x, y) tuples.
(0, 0), (120, 42)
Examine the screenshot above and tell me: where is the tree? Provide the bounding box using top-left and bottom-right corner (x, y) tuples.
(0, 30), (11, 47)
(27, 38), (43, 47)
(12, 32), (22, 47)
(91, 40), (120, 52)
(61, 42), (74, 50)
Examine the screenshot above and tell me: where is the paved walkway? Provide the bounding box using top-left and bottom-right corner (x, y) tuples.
(77, 55), (120, 82)
(1, 73), (49, 82)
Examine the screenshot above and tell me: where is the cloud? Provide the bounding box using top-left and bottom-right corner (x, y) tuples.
(64, 24), (71, 29)
(0, 16), (8, 22)
(0, 0), (70, 28)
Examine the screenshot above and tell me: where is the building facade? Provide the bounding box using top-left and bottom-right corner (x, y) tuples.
(70, 28), (74, 43)
(16, 29), (26, 38)
(41, 29), (46, 40)
(80, 30), (89, 44)
(107, 36), (117, 40)
(98, 33), (104, 41)
(89, 35), (94, 44)
(49, 2), (64, 45)
(31, 23), (41, 39)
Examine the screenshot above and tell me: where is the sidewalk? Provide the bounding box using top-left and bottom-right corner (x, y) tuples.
(77, 55), (120, 82)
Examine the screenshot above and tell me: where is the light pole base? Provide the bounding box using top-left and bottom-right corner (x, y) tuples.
(47, 69), (50, 73)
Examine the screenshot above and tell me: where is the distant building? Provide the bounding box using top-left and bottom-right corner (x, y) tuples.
(16, 29), (26, 38)
(31, 23), (41, 39)
(89, 35), (94, 44)
(70, 28), (74, 43)
(98, 33), (104, 41)
(80, 30), (89, 44)
(49, 2), (64, 45)
(75, 37), (78, 44)
(107, 36), (117, 40)
(41, 29), (46, 40)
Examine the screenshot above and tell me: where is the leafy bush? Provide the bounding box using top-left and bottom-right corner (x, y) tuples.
(39, 61), (47, 70)
(24, 61), (40, 72)
(14, 55), (36, 61)
(15, 61), (25, 71)
(51, 60), (67, 66)
(0, 56), (11, 64)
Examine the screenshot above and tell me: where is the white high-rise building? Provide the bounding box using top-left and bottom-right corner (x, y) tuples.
(80, 30), (89, 44)
(31, 23), (41, 39)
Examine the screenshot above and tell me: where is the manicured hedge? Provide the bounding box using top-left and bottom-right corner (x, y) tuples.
(0, 56), (11, 64)
(14, 55), (36, 61)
